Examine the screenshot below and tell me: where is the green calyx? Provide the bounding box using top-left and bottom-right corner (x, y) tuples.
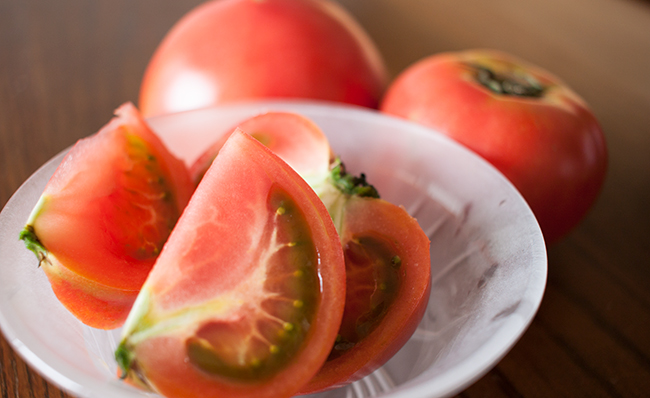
(472, 64), (545, 98)
(20, 195), (51, 266)
(19, 225), (49, 266)
(329, 160), (379, 199)
(115, 341), (134, 379)
(316, 159), (380, 235)
(115, 339), (152, 391)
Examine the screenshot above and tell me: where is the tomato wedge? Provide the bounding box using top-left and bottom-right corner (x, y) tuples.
(116, 131), (346, 398)
(19, 102), (194, 329)
(190, 111), (333, 186)
(301, 164), (431, 393)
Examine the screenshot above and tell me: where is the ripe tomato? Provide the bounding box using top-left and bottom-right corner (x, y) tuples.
(116, 131), (346, 398)
(380, 49), (608, 244)
(139, 0), (388, 117)
(19, 103), (194, 329)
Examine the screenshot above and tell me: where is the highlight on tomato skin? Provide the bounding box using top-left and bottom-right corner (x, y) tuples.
(115, 131), (346, 398)
(380, 49), (608, 245)
(138, 0), (388, 117)
(189, 111), (333, 187)
(19, 102), (194, 330)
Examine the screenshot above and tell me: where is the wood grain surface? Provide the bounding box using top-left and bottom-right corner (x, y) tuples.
(1, 0), (649, 397)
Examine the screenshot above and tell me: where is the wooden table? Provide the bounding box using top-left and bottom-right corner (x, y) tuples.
(1, 0), (649, 396)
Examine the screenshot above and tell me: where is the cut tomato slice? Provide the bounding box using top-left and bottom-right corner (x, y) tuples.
(300, 163), (431, 393)
(19, 102), (194, 329)
(189, 111), (333, 186)
(116, 131), (346, 398)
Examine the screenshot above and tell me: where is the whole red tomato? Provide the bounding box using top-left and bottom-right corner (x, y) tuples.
(380, 49), (608, 245)
(139, 0), (388, 117)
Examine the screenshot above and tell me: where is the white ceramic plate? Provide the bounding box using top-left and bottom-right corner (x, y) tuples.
(0, 100), (546, 398)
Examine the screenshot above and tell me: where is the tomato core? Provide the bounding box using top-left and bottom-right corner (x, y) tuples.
(185, 185), (320, 381)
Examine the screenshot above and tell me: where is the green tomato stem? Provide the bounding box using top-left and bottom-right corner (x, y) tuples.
(19, 225), (49, 267)
(473, 64), (545, 98)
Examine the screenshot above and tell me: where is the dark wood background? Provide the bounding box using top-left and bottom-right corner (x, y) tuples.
(1, 0), (649, 397)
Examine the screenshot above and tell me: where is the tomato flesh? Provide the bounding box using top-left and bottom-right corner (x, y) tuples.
(105, 132), (179, 260)
(116, 132), (345, 398)
(185, 185), (320, 381)
(332, 234), (402, 360)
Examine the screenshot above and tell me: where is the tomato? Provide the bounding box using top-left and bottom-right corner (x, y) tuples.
(190, 111), (431, 391)
(190, 112), (333, 186)
(115, 131), (346, 398)
(19, 103), (194, 329)
(138, 0), (388, 117)
(300, 163), (431, 393)
(380, 49), (608, 245)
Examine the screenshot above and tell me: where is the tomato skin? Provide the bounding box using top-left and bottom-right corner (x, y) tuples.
(380, 49), (608, 245)
(117, 131), (346, 398)
(21, 103), (194, 329)
(39, 257), (140, 328)
(138, 0), (388, 117)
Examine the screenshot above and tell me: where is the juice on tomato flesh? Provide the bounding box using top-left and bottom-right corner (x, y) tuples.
(331, 234), (401, 360)
(105, 132), (180, 261)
